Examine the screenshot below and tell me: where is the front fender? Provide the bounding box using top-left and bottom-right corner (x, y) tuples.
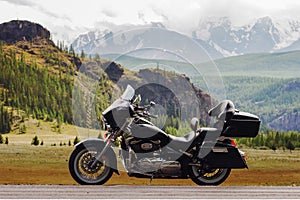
(75, 138), (119, 175)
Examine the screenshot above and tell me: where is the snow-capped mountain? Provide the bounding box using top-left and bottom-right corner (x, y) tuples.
(72, 17), (300, 61)
(72, 22), (222, 63)
(193, 16), (300, 56)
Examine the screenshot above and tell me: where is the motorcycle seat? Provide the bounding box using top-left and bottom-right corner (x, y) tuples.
(168, 131), (196, 150)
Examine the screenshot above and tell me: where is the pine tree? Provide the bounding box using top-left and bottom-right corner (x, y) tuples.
(0, 104), (11, 133)
(286, 140), (295, 153)
(80, 50), (85, 60)
(73, 136), (80, 145)
(69, 44), (75, 55)
(31, 136), (40, 146)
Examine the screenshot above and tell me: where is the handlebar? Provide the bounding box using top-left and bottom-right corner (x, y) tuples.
(133, 103), (157, 119)
(136, 110), (158, 118)
(148, 113), (158, 119)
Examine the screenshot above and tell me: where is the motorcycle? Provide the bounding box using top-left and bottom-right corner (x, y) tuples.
(69, 85), (260, 185)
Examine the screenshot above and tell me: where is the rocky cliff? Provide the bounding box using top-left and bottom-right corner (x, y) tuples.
(0, 20), (50, 44)
(268, 112), (300, 131)
(0, 20), (81, 71)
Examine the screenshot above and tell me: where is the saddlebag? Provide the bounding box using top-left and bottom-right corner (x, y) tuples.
(202, 142), (247, 168)
(221, 111), (260, 138)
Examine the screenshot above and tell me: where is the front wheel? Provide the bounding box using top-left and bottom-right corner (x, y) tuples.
(69, 144), (113, 185)
(189, 166), (231, 186)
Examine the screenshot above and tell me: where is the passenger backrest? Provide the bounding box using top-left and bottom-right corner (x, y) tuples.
(208, 100), (235, 122)
(190, 117), (199, 132)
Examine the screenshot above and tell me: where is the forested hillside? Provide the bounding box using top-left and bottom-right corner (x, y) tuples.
(0, 39), (75, 131)
(102, 54), (300, 132)
(0, 38), (119, 133)
(0, 20), (100, 133)
(223, 77), (300, 132)
(192, 76), (300, 132)
(0, 20), (212, 134)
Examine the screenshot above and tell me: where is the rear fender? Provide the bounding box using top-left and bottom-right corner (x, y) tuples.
(75, 138), (119, 175)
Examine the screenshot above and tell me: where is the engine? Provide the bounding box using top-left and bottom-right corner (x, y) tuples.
(126, 138), (181, 175)
(136, 157), (181, 174)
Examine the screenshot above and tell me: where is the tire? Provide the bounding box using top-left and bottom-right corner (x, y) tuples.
(69, 144), (113, 185)
(189, 166), (231, 186)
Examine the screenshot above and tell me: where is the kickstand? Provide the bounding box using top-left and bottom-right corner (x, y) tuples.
(149, 175), (153, 185)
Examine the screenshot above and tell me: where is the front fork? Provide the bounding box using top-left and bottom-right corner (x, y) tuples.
(91, 121), (128, 168)
(92, 119), (130, 168)
(91, 133), (114, 168)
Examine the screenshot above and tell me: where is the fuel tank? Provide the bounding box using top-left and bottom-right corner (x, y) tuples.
(129, 122), (170, 148)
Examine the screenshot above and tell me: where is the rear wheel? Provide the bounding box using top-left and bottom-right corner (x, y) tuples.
(69, 144), (113, 185)
(189, 166), (231, 185)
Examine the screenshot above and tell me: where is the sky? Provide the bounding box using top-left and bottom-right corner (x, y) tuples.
(1, 0), (300, 43)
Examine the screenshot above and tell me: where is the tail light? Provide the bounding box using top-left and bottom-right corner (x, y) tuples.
(231, 139), (237, 147)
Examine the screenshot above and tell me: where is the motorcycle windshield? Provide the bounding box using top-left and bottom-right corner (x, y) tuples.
(102, 85), (135, 115)
(120, 85), (135, 101)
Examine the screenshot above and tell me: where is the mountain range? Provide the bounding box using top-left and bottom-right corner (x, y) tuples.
(1, 19), (300, 133)
(72, 16), (300, 61)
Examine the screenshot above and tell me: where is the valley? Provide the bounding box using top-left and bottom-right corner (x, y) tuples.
(101, 53), (300, 132)
(0, 17), (299, 187)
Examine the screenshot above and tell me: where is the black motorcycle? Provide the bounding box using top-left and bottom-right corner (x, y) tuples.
(69, 85), (260, 185)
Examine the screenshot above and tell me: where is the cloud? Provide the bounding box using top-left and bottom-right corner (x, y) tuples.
(102, 9), (117, 18)
(36, 6), (60, 19)
(142, 0), (300, 33)
(0, 0), (33, 6)
(2, 0), (300, 43)
(151, 7), (168, 22)
(138, 12), (146, 23)
(0, 0), (62, 19)
(194, 0), (300, 25)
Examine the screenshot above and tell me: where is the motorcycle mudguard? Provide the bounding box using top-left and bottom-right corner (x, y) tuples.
(75, 139), (119, 175)
(201, 142), (247, 169)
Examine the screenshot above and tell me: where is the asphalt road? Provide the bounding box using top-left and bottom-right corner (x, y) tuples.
(1, 185), (300, 199)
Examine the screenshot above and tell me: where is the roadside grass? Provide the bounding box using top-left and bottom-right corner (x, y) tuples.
(0, 122), (299, 185)
(0, 145), (73, 184)
(0, 144), (299, 186)
(224, 148), (300, 186)
(6, 119), (101, 145)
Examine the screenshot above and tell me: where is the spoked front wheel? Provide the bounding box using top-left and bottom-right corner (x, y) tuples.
(69, 144), (113, 185)
(190, 166), (231, 186)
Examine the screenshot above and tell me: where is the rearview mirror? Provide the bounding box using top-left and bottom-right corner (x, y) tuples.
(150, 101), (156, 107)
